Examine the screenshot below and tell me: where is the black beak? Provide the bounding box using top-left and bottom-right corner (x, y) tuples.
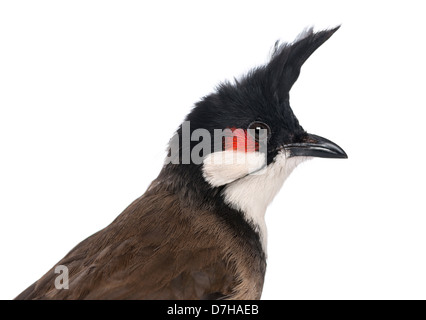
(285, 133), (348, 159)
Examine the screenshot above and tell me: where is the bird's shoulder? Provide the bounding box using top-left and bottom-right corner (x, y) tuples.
(16, 187), (264, 300)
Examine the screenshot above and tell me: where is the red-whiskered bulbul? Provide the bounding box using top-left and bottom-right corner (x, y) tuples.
(16, 26), (347, 300)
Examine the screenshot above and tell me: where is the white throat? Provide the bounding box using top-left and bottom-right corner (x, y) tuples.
(203, 151), (308, 255)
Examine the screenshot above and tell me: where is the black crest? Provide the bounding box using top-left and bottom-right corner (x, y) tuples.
(265, 26), (340, 103)
(184, 26), (340, 135)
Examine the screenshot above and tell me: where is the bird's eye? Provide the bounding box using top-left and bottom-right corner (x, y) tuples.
(248, 121), (271, 141)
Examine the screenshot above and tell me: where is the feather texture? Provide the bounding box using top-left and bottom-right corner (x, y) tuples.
(15, 174), (266, 300)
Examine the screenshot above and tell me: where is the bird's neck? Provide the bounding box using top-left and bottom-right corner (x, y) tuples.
(153, 154), (306, 257)
(153, 153), (307, 255)
(221, 153), (308, 254)
(153, 163), (266, 257)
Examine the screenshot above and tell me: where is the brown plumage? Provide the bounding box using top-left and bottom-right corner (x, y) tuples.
(15, 27), (344, 300)
(16, 171), (266, 300)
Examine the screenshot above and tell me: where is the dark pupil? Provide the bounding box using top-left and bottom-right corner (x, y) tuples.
(255, 127), (262, 139)
(250, 123), (268, 140)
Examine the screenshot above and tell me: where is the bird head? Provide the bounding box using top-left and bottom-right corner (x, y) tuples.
(167, 26), (346, 181)
(163, 27), (347, 248)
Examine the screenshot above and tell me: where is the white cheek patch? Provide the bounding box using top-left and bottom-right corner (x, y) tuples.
(202, 151), (267, 187)
(222, 151), (310, 254)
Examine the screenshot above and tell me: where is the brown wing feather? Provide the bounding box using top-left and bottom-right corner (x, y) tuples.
(15, 185), (257, 300)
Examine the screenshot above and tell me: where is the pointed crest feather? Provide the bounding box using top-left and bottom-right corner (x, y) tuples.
(267, 26), (340, 101)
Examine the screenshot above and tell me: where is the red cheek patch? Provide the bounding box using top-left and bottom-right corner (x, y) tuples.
(223, 127), (259, 152)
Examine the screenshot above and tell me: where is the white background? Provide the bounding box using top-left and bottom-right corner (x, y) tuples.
(1, 1), (425, 300)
